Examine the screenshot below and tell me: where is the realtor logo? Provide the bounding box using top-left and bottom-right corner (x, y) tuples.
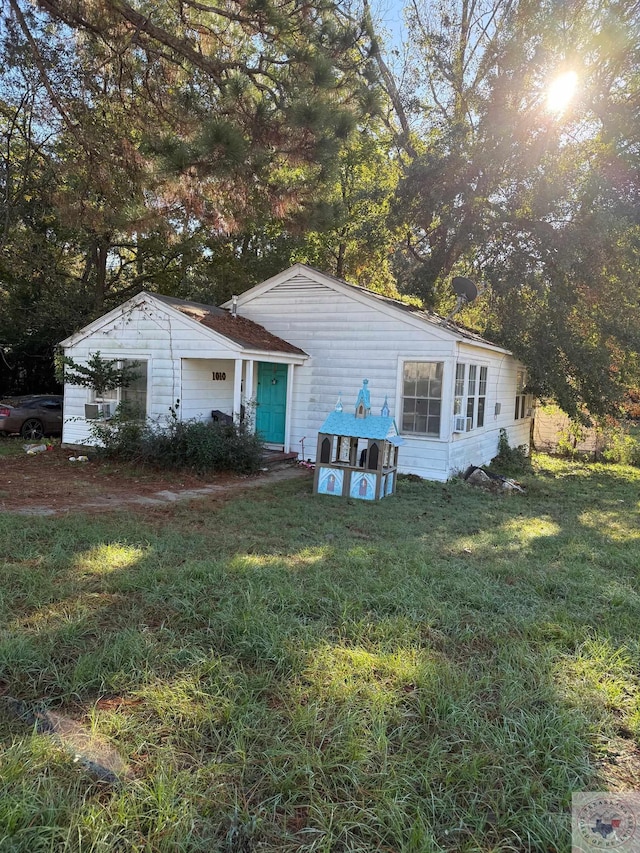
(573, 793), (640, 851)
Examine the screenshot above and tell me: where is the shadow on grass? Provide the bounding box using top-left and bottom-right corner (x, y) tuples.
(1, 457), (639, 851)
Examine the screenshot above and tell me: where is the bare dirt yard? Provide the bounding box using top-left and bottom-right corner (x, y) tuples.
(0, 442), (302, 515)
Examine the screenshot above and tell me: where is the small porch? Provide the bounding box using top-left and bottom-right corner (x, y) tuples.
(180, 353), (306, 452)
(261, 448), (300, 468)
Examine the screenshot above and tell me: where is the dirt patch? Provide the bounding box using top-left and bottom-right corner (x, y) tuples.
(0, 444), (306, 515)
(596, 735), (640, 791)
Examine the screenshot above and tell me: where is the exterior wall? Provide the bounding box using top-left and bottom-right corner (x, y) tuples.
(447, 343), (532, 476)
(238, 272), (531, 481)
(62, 299), (235, 445)
(237, 272), (458, 480)
(181, 359), (235, 421)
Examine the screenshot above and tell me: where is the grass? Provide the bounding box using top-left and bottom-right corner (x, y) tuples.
(1, 454), (640, 851)
(0, 438), (24, 458)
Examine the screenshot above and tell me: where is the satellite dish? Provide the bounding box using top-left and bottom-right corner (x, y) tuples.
(452, 276), (478, 303)
(447, 276), (478, 320)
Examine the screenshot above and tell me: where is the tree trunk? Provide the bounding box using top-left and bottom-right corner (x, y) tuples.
(93, 236), (110, 313)
(335, 242), (346, 280)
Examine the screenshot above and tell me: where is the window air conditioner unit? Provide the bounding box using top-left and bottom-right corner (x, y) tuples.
(85, 402), (113, 420)
(453, 416), (471, 433)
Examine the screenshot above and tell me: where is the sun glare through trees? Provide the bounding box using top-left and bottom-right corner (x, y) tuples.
(546, 70), (579, 114)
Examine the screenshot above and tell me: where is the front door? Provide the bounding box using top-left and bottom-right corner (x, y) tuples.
(256, 362), (288, 445)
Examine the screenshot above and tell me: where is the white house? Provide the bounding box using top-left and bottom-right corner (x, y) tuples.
(60, 264), (533, 481)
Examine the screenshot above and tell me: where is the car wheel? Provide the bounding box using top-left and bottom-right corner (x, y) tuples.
(21, 418), (44, 440)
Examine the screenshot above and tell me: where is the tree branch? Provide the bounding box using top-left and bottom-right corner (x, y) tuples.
(37, 0), (228, 84)
(361, 0), (416, 158)
(9, 0), (80, 137)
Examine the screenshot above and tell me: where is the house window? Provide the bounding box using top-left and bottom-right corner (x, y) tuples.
(401, 361), (443, 436)
(454, 364), (465, 416)
(515, 368), (529, 420)
(478, 366), (487, 427)
(454, 363), (488, 430)
(91, 359), (148, 419)
(466, 365), (477, 424)
(121, 360), (148, 418)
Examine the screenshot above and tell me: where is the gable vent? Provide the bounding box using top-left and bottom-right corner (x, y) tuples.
(273, 276), (329, 294)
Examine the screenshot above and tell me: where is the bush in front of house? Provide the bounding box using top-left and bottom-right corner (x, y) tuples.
(490, 428), (532, 476)
(91, 408), (264, 474)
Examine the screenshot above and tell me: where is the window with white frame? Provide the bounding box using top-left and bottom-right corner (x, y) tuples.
(514, 368), (531, 420)
(454, 363), (488, 430)
(91, 359), (148, 419)
(478, 366), (487, 427)
(401, 361), (443, 436)
(454, 363), (465, 418)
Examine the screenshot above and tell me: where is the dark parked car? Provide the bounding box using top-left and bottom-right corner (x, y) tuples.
(0, 395), (64, 440)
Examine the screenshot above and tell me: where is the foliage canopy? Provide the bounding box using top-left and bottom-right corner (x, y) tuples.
(1, 0), (638, 417)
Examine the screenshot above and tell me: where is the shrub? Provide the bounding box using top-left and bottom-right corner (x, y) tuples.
(599, 420), (640, 466)
(556, 420), (588, 459)
(90, 408), (264, 474)
(491, 428), (532, 475)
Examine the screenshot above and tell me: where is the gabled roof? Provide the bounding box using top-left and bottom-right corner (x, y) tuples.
(230, 263), (511, 354)
(60, 291), (307, 357)
(152, 294), (306, 355)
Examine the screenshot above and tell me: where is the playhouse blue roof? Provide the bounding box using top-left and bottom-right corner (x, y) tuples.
(319, 411), (404, 444)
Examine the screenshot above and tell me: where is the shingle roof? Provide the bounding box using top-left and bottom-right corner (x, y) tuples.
(152, 293), (307, 356)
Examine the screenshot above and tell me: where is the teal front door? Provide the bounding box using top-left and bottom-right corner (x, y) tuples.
(256, 362), (288, 444)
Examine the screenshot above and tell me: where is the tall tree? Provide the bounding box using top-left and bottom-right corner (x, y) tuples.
(32, 0), (375, 227)
(378, 0), (640, 416)
(0, 0), (377, 390)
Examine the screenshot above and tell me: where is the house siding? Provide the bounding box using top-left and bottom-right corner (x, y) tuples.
(181, 359), (235, 421)
(62, 272), (532, 480)
(62, 299), (234, 445)
(237, 272), (532, 481)
(446, 344), (532, 476)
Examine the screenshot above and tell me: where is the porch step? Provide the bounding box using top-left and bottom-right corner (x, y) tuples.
(261, 450), (299, 470)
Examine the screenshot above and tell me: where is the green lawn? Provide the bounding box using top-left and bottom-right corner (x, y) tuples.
(1, 455), (640, 852)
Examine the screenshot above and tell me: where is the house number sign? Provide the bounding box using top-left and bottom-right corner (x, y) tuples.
(212, 372), (227, 381)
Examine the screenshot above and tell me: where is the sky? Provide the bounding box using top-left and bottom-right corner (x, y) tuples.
(371, 0), (408, 57)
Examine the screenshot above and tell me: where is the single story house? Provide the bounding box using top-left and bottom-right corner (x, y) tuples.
(60, 263), (533, 481)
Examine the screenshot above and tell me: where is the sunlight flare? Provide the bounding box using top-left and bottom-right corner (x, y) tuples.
(546, 71), (578, 114)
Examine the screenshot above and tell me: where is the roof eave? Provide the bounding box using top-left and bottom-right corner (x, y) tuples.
(240, 347), (308, 363)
